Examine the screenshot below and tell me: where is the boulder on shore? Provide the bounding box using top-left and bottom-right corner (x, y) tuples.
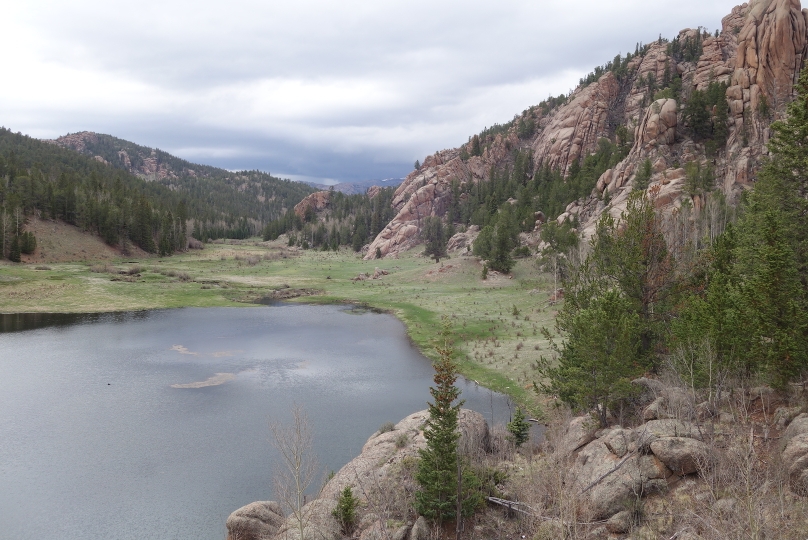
(226, 501), (286, 540)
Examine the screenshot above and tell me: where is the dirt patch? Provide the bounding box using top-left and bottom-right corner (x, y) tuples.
(250, 287), (323, 303)
(424, 263), (457, 277)
(21, 216), (149, 263)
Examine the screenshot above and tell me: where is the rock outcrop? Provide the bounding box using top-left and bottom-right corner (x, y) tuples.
(226, 501), (286, 540)
(366, 0), (808, 259)
(446, 225), (480, 252)
(226, 409), (489, 540)
(782, 413), (808, 495)
(556, 416), (712, 520)
(293, 191), (331, 219)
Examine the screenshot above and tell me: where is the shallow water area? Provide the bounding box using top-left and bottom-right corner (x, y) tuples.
(0, 305), (515, 540)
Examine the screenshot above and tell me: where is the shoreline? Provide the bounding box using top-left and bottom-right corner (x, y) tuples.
(0, 244), (554, 414)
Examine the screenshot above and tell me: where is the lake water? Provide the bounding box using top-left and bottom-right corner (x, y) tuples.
(0, 305), (515, 540)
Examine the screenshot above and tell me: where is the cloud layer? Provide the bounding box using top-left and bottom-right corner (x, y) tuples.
(3, 0), (737, 181)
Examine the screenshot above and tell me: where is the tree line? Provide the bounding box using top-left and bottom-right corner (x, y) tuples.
(261, 187), (397, 252)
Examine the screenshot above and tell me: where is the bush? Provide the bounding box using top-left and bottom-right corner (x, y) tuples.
(395, 433), (409, 448)
(378, 421), (395, 434)
(332, 486), (359, 536)
(513, 246), (531, 258)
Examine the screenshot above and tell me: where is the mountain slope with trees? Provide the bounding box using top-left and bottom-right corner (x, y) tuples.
(0, 128), (313, 259)
(52, 131), (314, 237)
(365, 0), (807, 262)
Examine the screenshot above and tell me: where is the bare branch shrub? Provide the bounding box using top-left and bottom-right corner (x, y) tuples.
(269, 405), (320, 540)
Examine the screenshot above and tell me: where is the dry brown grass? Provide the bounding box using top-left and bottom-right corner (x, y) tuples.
(21, 215), (149, 263)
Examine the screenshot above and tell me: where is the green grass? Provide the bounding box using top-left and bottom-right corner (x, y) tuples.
(0, 240), (561, 413)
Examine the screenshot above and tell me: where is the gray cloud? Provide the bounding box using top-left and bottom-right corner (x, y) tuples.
(4, 0), (737, 181)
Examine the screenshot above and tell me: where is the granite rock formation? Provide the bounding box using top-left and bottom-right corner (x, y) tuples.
(367, 0), (808, 259)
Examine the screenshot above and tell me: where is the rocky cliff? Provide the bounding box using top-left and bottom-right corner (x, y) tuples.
(293, 191), (332, 219)
(54, 131), (196, 182)
(366, 0), (808, 259)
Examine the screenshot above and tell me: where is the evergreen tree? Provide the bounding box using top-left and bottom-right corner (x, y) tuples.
(634, 159), (653, 190)
(539, 290), (642, 427)
(19, 231), (36, 254)
(732, 67), (808, 386)
(588, 191), (672, 363)
(9, 234), (21, 262)
(539, 192), (669, 425)
(415, 323), (464, 524)
(332, 486), (359, 537)
(488, 224), (515, 273)
(421, 216), (447, 262)
(470, 135), (482, 157)
(507, 408), (531, 447)
(740, 209), (806, 387)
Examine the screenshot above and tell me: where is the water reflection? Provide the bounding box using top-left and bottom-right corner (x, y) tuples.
(0, 305), (517, 540)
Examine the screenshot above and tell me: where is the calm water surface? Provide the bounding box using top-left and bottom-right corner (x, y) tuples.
(0, 305), (515, 540)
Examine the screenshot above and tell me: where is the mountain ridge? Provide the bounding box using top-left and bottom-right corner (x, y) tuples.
(50, 131), (315, 225)
(365, 0), (808, 259)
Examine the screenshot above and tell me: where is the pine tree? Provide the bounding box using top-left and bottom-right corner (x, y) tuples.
(539, 290), (642, 427)
(489, 224), (514, 273)
(332, 486), (359, 537)
(732, 67), (808, 386)
(507, 408), (530, 447)
(539, 192), (668, 426)
(9, 234), (21, 262)
(415, 323), (463, 524)
(421, 216), (447, 262)
(470, 135), (482, 157)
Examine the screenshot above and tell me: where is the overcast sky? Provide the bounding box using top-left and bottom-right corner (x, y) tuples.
(3, 0), (737, 183)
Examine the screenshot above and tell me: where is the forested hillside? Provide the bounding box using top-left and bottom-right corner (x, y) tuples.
(262, 187), (398, 253)
(53, 131), (313, 226)
(366, 0), (805, 260)
(0, 129), (313, 260)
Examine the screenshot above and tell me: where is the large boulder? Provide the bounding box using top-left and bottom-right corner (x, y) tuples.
(320, 409), (488, 501)
(558, 415), (598, 454)
(637, 99), (678, 147)
(782, 413), (808, 495)
(226, 501), (286, 540)
(446, 225), (480, 252)
(572, 438), (670, 519)
(601, 427), (636, 458)
(605, 510), (634, 534)
(636, 419), (704, 452)
(274, 498), (340, 540)
(649, 437), (711, 475)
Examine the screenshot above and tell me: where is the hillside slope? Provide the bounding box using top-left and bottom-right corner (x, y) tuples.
(367, 0), (808, 259)
(51, 131), (314, 225)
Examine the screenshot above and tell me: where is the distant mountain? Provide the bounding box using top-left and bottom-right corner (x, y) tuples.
(51, 131), (314, 224)
(0, 128), (318, 260)
(302, 177), (405, 195)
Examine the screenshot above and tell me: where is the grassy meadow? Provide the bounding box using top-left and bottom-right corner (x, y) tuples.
(0, 239), (562, 412)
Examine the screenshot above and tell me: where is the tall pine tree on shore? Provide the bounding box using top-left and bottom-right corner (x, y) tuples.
(414, 321), (484, 526)
(415, 323), (463, 523)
